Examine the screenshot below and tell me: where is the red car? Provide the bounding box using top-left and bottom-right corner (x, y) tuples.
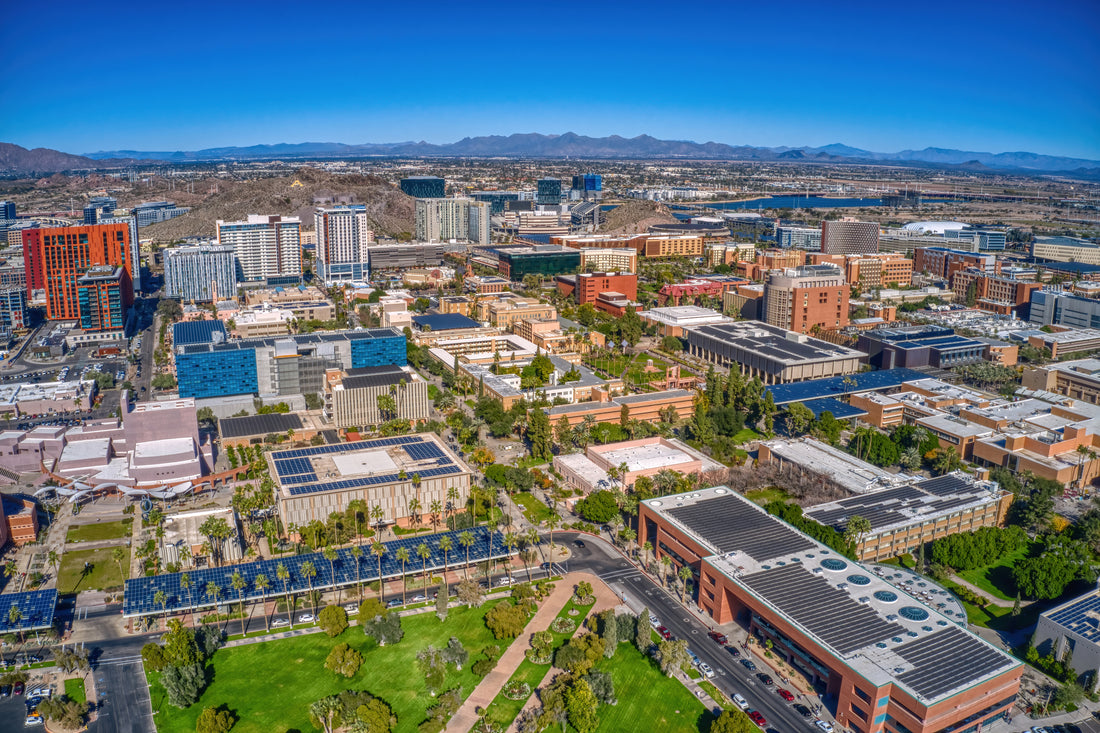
(707, 631), (728, 645)
(749, 711), (766, 727)
(656, 626), (672, 640)
(777, 688), (794, 702)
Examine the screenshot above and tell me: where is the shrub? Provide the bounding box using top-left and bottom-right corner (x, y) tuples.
(318, 605), (349, 638)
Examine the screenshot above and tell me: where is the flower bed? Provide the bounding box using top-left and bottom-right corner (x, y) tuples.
(550, 617), (576, 634)
(502, 680), (532, 701)
(571, 594), (595, 606)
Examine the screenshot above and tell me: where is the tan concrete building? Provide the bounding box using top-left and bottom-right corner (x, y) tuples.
(1023, 358), (1100, 404)
(578, 247), (638, 273)
(323, 365), (431, 429)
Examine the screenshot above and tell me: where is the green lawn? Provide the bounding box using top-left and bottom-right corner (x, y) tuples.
(514, 493), (552, 525)
(584, 354), (631, 378)
(57, 546), (130, 593)
(744, 487), (790, 505)
(149, 600), (509, 733)
(544, 641), (712, 733)
(65, 518), (133, 543)
(730, 428), (760, 445)
(957, 545), (1032, 601)
(64, 677), (86, 704)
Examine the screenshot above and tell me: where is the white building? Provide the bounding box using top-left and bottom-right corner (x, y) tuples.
(315, 206), (374, 282)
(164, 244), (238, 302)
(216, 215), (302, 284)
(415, 198), (490, 245)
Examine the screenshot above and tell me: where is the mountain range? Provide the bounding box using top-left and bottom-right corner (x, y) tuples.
(1, 134), (1097, 175)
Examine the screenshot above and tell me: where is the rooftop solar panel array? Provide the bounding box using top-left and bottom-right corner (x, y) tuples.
(219, 413), (303, 439)
(801, 398), (868, 420)
(665, 494), (814, 560)
(765, 368), (928, 405)
(123, 527), (509, 617)
(740, 564), (906, 655)
(1046, 592), (1100, 644)
(0, 590), (59, 632)
(893, 626), (1013, 700)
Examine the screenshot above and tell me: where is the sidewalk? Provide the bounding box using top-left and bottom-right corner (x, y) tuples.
(447, 571), (617, 733)
(948, 574), (1020, 609)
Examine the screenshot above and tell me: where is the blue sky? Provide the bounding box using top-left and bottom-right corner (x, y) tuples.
(2, 0), (1097, 159)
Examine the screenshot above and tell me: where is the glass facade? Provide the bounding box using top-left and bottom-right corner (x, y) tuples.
(536, 178), (562, 206)
(499, 248), (580, 279)
(400, 177), (445, 198)
(177, 348), (259, 399)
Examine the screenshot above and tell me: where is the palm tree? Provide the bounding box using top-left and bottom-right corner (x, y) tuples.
(370, 504), (385, 540)
(255, 573), (271, 632)
(660, 555), (672, 585)
(154, 590), (168, 630)
(47, 550), (59, 581)
(430, 500), (443, 533)
(678, 566), (692, 603)
(487, 516), (501, 578)
(206, 581), (221, 620)
(350, 545), (363, 600)
(8, 606), (23, 647)
(458, 531), (475, 580)
(301, 561), (318, 619)
(546, 514), (561, 558)
(1078, 445), (1092, 490)
(111, 546), (127, 582)
(396, 546), (411, 605)
(179, 545), (193, 570)
(180, 572), (194, 626)
(277, 562), (292, 627)
(642, 541), (653, 568)
(438, 535), (453, 581)
(322, 546), (339, 605)
(447, 486), (460, 528)
(409, 498), (422, 529)
(620, 527), (637, 557)
(417, 542), (431, 592)
(370, 541), (386, 603)
(231, 570), (247, 636)
(503, 532), (519, 579)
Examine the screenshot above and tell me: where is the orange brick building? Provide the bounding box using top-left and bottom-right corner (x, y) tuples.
(764, 264), (849, 333)
(22, 223), (134, 321)
(950, 269), (1041, 316)
(639, 487), (1022, 733)
(1, 496), (39, 547)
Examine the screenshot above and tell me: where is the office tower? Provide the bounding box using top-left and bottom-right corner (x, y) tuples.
(76, 266), (127, 332)
(0, 286), (27, 337)
(400, 176), (446, 198)
(315, 206), (372, 282)
(216, 214), (301, 284)
(22, 223), (134, 322)
(132, 200), (190, 226)
(776, 226), (823, 250)
(471, 191), (521, 214)
(164, 244), (239, 302)
(97, 214), (141, 293)
(414, 199), (490, 245)
(821, 219), (879, 255)
(763, 264), (848, 334)
(83, 196), (117, 225)
(571, 174), (602, 200)
(537, 178), (563, 206)
(0, 201), (16, 219)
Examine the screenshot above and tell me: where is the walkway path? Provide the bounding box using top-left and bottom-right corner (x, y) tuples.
(448, 571), (619, 733)
(949, 574), (1021, 609)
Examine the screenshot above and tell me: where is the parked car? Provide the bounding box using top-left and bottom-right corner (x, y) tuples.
(815, 721), (835, 733)
(656, 626), (672, 640)
(387, 599), (404, 608)
(777, 688), (794, 702)
(757, 673), (774, 686)
(495, 577), (514, 587)
(707, 631), (728, 645)
(649, 614), (660, 628)
(272, 618), (290, 628)
(740, 658), (756, 671)
(748, 711), (766, 728)
(0, 684), (10, 697)
(342, 603), (358, 613)
(732, 693), (749, 711)
(726, 646), (741, 658)
(25, 713), (43, 727)
(297, 614), (315, 623)
(410, 594), (428, 602)
(13, 681), (24, 695)
(794, 704), (812, 718)
(698, 662), (715, 679)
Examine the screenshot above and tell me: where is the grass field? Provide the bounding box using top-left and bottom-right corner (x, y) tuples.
(744, 487), (790, 506)
(64, 677), (86, 704)
(957, 545), (1032, 601)
(57, 546), (130, 593)
(513, 493), (553, 525)
(65, 518), (133, 543)
(730, 428), (760, 445)
(149, 600), (508, 733)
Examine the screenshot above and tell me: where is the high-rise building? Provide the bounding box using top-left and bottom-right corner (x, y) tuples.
(76, 266), (127, 332)
(97, 214), (141, 294)
(536, 178), (563, 206)
(776, 226), (822, 250)
(0, 201), (15, 220)
(0, 286), (27, 337)
(471, 191), (521, 214)
(1029, 289), (1100, 329)
(399, 176), (446, 198)
(22, 223), (134, 322)
(83, 196), (117, 225)
(315, 206), (372, 282)
(414, 199), (490, 244)
(216, 215), (301, 284)
(132, 200), (190, 227)
(763, 264), (849, 333)
(821, 219), (879, 255)
(164, 244), (239, 302)
(945, 229), (1007, 252)
(913, 247), (997, 284)
(571, 174), (602, 200)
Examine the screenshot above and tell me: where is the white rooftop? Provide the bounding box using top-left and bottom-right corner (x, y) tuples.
(601, 442), (697, 473)
(762, 437), (915, 494)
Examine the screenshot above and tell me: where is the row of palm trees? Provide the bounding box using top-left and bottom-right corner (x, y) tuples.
(158, 524), (540, 635)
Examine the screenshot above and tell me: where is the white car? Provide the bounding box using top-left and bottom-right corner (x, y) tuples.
(698, 662), (715, 678)
(495, 576), (514, 587)
(297, 614), (315, 623)
(815, 721), (835, 733)
(732, 694), (749, 711)
(25, 713), (43, 726)
(649, 614), (660, 628)
(342, 603), (358, 613)
(272, 618), (290, 628)
(410, 594), (428, 603)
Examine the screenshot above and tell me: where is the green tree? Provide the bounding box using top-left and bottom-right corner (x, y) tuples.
(575, 490), (619, 524)
(324, 642), (363, 677)
(784, 402), (814, 435)
(565, 678), (600, 733)
(710, 709), (756, 733)
(844, 515), (872, 548)
(527, 408), (553, 461)
(635, 607), (651, 652)
(485, 600), (528, 639)
(655, 638), (689, 677)
(318, 605), (349, 637)
(195, 706), (237, 733)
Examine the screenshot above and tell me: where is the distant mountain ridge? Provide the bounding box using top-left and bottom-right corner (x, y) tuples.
(2, 134), (1096, 174)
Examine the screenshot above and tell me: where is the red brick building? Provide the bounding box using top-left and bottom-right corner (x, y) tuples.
(913, 247), (997, 285)
(639, 487), (1022, 733)
(22, 223), (134, 321)
(763, 265), (849, 333)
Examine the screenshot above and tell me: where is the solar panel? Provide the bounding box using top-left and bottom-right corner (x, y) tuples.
(122, 527), (512, 617)
(666, 494), (814, 560)
(0, 590), (59, 632)
(740, 565), (905, 655)
(893, 626), (1014, 699)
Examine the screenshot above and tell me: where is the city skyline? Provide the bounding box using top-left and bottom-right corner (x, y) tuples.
(1, 0), (1097, 159)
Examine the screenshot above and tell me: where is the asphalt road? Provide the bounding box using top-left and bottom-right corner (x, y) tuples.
(558, 531), (823, 733)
